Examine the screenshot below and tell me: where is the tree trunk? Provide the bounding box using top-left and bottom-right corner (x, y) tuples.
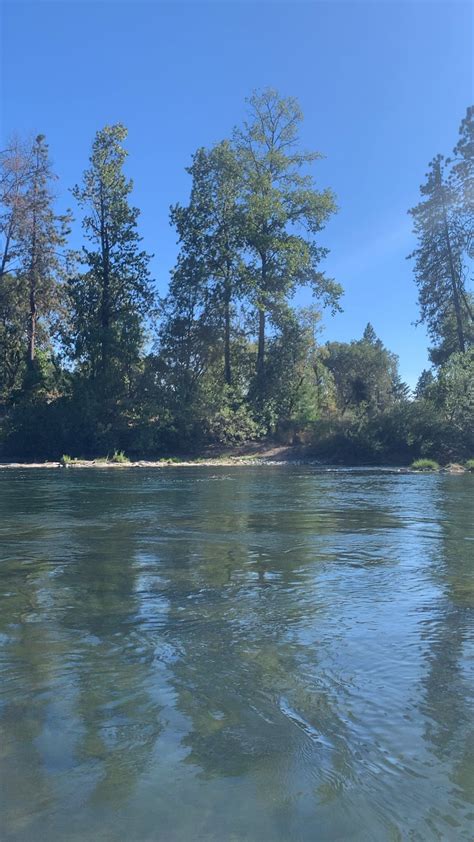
(224, 292), (232, 386)
(27, 281), (36, 364)
(99, 183), (111, 375)
(0, 218), (13, 279)
(256, 252), (267, 394)
(27, 184), (38, 366)
(257, 307), (265, 375)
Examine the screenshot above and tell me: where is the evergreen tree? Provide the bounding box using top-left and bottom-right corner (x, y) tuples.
(415, 368), (436, 400)
(14, 135), (70, 378)
(0, 273), (27, 399)
(69, 124), (154, 400)
(409, 152), (472, 357)
(3, 135), (70, 388)
(170, 141), (245, 386)
(451, 106), (473, 270)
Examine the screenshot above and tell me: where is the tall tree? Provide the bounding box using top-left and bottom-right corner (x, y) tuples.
(0, 139), (33, 398)
(0, 138), (33, 281)
(409, 152), (472, 357)
(233, 88), (341, 397)
(170, 141), (245, 386)
(14, 134), (69, 371)
(0, 273), (27, 399)
(70, 124), (153, 396)
(450, 106), (473, 320)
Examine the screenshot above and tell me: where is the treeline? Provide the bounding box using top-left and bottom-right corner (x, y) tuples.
(0, 91), (472, 463)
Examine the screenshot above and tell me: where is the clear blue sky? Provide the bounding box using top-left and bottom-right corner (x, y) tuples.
(1, 0), (472, 387)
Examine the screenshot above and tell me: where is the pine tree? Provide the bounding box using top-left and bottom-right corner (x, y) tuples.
(409, 153), (471, 357)
(70, 124), (154, 398)
(15, 135), (70, 373)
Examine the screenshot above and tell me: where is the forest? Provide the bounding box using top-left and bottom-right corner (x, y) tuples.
(0, 90), (472, 464)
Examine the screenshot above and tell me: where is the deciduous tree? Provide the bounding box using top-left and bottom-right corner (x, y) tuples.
(233, 89), (341, 398)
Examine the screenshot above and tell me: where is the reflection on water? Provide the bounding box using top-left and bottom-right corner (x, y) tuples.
(0, 468), (473, 841)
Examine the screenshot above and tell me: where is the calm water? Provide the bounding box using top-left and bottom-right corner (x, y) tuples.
(0, 467), (473, 841)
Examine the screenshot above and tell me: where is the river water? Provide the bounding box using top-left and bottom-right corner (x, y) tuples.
(0, 467), (472, 841)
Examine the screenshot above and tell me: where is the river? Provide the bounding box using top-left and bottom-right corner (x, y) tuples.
(0, 467), (472, 841)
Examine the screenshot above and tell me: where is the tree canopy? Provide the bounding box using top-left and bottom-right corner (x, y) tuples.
(0, 94), (472, 464)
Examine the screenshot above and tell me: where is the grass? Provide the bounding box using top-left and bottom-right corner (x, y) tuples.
(60, 454), (76, 466)
(465, 459), (474, 472)
(110, 450), (130, 463)
(410, 458), (440, 472)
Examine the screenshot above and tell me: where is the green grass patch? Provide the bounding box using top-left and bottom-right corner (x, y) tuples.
(410, 458), (440, 472)
(60, 454), (76, 466)
(110, 450), (130, 463)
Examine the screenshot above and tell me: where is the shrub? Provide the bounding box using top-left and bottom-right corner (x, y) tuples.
(465, 459), (474, 472)
(60, 454), (74, 466)
(410, 458), (440, 472)
(110, 450), (129, 463)
(204, 395), (263, 445)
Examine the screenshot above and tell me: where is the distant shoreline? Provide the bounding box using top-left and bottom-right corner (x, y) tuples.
(0, 457), (470, 473)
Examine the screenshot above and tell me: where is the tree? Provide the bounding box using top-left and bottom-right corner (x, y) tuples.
(13, 135), (70, 377)
(0, 141), (32, 398)
(0, 137), (33, 281)
(409, 150), (472, 357)
(262, 306), (327, 433)
(0, 273), (27, 399)
(427, 294), (474, 366)
(414, 368), (436, 400)
(437, 349), (474, 434)
(323, 324), (405, 416)
(170, 141), (245, 387)
(158, 255), (221, 423)
(233, 88), (342, 398)
(450, 106), (473, 274)
(69, 124), (154, 400)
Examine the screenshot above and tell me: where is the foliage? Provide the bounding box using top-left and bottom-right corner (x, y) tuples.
(202, 389), (262, 445)
(110, 449), (129, 463)
(322, 324), (407, 417)
(408, 107), (473, 360)
(233, 88), (342, 398)
(436, 349), (474, 432)
(169, 141), (245, 386)
(465, 459), (474, 472)
(410, 458), (440, 472)
(67, 124), (154, 407)
(0, 97), (472, 465)
(60, 454), (74, 465)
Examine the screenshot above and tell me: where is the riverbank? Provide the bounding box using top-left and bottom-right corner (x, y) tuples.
(0, 446), (320, 469)
(0, 446), (471, 472)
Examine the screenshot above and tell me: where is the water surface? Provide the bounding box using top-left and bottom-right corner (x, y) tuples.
(0, 467), (473, 841)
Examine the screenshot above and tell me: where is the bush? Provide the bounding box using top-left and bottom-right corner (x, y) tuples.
(410, 458), (440, 472)
(203, 393), (263, 445)
(110, 450), (129, 463)
(60, 454), (75, 466)
(465, 459), (474, 472)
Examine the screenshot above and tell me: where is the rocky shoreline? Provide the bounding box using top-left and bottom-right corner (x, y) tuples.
(0, 458), (470, 472)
